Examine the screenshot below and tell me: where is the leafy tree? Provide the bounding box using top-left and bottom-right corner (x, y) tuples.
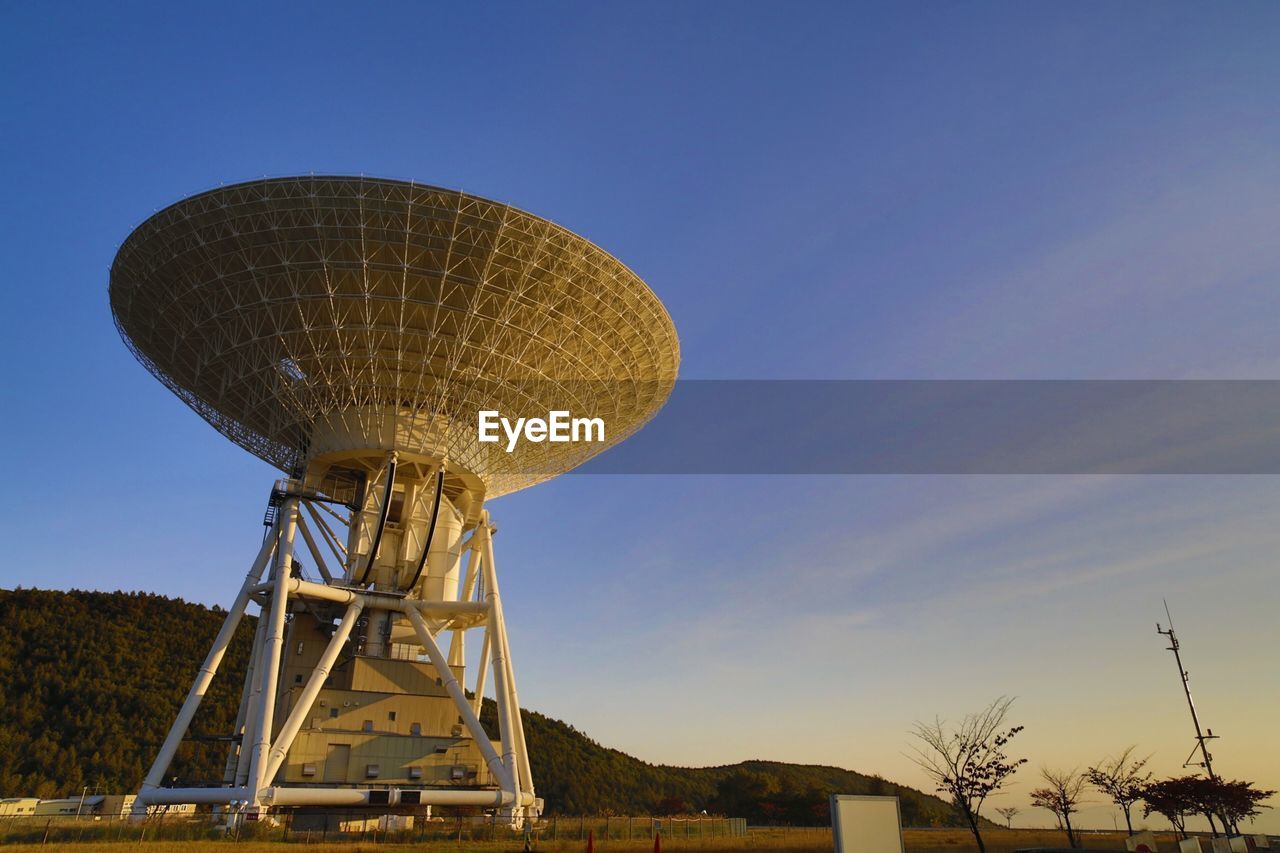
(1086, 747), (1152, 834)
(1031, 767), (1086, 849)
(1143, 776), (1275, 837)
(909, 696), (1028, 853)
(656, 796), (688, 816)
(995, 805), (1020, 828)
(1141, 777), (1194, 838)
(711, 769), (780, 818)
(1209, 779), (1274, 832)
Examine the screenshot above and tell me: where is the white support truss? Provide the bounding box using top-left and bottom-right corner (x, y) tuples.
(134, 497), (537, 823)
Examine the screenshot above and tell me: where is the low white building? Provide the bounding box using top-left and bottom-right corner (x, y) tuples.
(0, 798), (39, 816)
(33, 797), (89, 816)
(25, 794), (196, 818)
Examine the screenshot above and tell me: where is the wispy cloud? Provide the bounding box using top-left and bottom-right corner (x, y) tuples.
(894, 157), (1280, 379)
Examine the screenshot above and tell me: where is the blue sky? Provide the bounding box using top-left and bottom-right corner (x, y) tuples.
(2, 2), (1278, 831)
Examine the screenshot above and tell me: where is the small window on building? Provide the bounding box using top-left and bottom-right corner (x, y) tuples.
(410, 722), (422, 736)
(450, 766), (466, 780)
(388, 710), (397, 721)
(329, 708), (338, 718)
(294, 674), (303, 684)
(434, 745), (448, 754)
(408, 766), (423, 779)
(362, 720), (373, 733)
(366, 764), (380, 778)
(301, 763), (317, 777)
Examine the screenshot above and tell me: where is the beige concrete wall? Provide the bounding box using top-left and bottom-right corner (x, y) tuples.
(281, 729), (495, 787)
(276, 686), (467, 739)
(273, 612), (491, 789)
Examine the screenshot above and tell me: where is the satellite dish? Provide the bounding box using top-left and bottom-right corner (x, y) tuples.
(114, 176), (679, 823)
(110, 175), (679, 499)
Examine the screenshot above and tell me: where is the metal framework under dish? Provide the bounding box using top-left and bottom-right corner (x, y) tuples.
(135, 463), (539, 822)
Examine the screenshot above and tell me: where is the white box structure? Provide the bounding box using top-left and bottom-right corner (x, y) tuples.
(830, 795), (905, 853)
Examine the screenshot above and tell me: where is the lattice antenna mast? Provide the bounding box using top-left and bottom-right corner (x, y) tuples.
(1156, 600), (1219, 777)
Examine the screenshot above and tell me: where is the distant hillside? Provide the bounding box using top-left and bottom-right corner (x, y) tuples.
(0, 588), (962, 825)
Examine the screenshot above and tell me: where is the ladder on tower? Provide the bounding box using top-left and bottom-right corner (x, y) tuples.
(262, 489), (285, 528)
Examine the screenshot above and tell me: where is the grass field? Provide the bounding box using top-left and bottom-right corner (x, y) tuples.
(0, 826), (1185, 852)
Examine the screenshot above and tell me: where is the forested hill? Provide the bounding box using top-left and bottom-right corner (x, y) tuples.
(0, 588), (962, 825)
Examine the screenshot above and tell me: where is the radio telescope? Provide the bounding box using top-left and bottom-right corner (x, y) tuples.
(110, 176), (679, 822)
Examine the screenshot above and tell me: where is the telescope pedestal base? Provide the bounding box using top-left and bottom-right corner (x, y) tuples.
(132, 491), (538, 827)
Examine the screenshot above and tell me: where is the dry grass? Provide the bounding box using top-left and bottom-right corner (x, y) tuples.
(0, 827), (1185, 853)
(904, 828), (1178, 853)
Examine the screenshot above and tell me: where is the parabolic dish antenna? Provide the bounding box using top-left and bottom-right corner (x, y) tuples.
(111, 176), (678, 823)
(110, 175), (679, 498)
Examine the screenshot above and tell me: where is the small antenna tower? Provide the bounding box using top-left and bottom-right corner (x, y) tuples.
(1156, 600), (1219, 778)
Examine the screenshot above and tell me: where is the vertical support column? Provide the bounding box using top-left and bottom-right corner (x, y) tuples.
(469, 547), (491, 715)
(447, 540), (479, 667)
(472, 627), (492, 717)
(135, 529), (278, 808)
(234, 612), (269, 788)
(247, 498), (299, 806)
(479, 522), (517, 784)
(479, 516), (535, 804)
(223, 612), (268, 785)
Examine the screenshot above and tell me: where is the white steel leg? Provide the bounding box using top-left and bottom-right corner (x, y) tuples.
(480, 519), (535, 802)
(247, 499), (298, 803)
(447, 542), (479, 667)
(233, 612), (269, 788)
(223, 610), (267, 785)
(472, 627), (492, 717)
(136, 529), (278, 808)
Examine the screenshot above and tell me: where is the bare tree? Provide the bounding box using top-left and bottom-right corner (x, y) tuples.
(909, 696), (1028, 853)
(995, 805), (1021, 828)
(1031, 767), (1087, 849)
(1086, 746), (1152, 834)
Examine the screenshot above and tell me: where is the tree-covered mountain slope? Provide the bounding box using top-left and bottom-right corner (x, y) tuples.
(0, 588), (960, 825)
